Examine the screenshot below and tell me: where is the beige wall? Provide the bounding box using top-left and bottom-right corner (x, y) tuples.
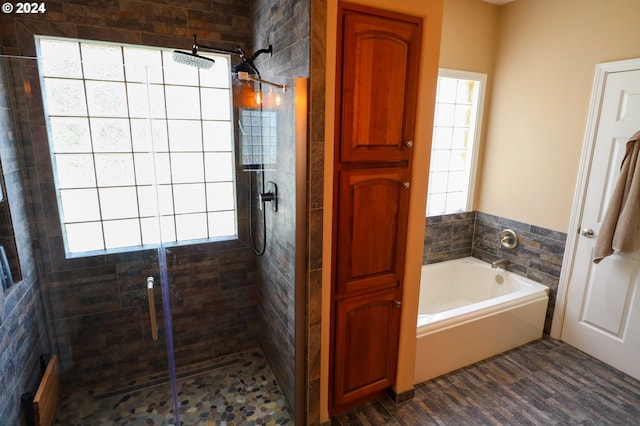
(440, 0), (499, 73)
(439, 0), (500, 211)
(321, 0), (442, 422)
(480, 0), (640, 232)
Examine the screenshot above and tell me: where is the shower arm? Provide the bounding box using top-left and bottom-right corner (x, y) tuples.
(191, 34), (272, 78)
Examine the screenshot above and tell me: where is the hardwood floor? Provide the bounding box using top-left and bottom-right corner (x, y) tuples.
(331, 337), (640, 425)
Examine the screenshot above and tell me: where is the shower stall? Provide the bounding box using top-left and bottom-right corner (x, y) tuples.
(0, 32), (305, 424)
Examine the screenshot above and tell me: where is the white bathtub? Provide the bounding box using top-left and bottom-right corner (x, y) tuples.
(414, 257), (549, 384)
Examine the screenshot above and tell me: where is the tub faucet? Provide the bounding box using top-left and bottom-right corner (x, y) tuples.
(491, 259), (509, 269)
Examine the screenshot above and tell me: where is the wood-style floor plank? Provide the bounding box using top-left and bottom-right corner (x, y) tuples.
(331, 338), (640, 425)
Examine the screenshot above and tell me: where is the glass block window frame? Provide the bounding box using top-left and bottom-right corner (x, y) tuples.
(238, 108), (277, 170)
(427, 69), (486, 217)
(36, 36), (238, 255)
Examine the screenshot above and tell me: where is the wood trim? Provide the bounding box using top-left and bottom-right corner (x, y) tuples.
(295, 78), (309, 426)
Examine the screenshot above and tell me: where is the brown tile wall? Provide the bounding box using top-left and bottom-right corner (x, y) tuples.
(0, 56), (52, 425)
(308, 0), (326, 424)
(0, 0), (265, 394)
(423, 211), (476, 264)
(252, 0), (310, 414)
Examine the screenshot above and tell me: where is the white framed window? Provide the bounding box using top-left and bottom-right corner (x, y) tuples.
(427, 69), (486, 217)
(36, 36), (237, 255)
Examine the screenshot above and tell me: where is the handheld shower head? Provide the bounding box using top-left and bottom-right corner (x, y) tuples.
(172, 50), (215, 69)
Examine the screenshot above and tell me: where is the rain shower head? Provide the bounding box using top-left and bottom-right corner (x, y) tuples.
(172, 49), (215, 69)
(174, 35), (273, 77)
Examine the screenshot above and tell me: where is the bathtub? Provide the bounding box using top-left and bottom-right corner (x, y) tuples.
(414, 257), (549, 384)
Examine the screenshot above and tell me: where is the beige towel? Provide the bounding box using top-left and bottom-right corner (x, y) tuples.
(593, 130), (640, 263)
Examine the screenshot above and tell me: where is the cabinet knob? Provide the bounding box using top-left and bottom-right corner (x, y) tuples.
(394, 300), (402, 308)
(401, 182), (410, 190)
(404, 140), (413, 148)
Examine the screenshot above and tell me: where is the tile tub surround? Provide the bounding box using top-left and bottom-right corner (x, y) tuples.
(423, 211), (476, 264)
(473, 212), (567, 334)
(423, 211), (567, 333)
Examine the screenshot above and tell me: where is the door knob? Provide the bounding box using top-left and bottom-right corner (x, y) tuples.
(404, 140), (413, 148)
(581, 228), (595, 238)
(394, 300), (402, 308)
(401, 182), (410, 190)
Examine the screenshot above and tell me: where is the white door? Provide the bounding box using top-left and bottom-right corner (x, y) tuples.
(561, 61), (640, 380)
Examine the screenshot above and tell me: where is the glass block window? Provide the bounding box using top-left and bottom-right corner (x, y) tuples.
(238, 108), (277, 169)
(36, 37), (237, 255)
(427, 69), (486, 217)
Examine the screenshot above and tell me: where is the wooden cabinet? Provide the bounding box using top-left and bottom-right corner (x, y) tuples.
(337, 4), (422, 164)
(330, 1), (422, 414)
(336, 168), (410, 295)
(332, 288), (402, 407)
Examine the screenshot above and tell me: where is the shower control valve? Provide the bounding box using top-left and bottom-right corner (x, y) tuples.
(259, 181), (278, 212)
(499, 229), (519, 249)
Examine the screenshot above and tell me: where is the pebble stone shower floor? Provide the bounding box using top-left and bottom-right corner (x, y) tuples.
(53, 349), (293, 425)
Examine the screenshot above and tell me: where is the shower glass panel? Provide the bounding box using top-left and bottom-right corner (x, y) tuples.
(2, 50), (185, 422)
(2, 49), (296, 422)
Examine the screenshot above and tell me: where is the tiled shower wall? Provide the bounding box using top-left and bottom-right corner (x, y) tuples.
(307, 0), (326, 423)
(0, 1), (263, 392)
(252, 0), (310, 411)
(423, 211), (567, 333)
(0, 56), (51, 425)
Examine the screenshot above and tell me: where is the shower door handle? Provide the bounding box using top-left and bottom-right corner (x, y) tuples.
(147, 277), (158, 341)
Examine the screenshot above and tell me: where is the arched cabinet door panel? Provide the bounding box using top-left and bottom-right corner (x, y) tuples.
(338, 7), (422, 163)
(332, 287), (402, 408)
(336, 167), (410, 295)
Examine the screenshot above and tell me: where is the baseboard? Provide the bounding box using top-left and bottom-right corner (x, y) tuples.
(388, 386), (415, 404)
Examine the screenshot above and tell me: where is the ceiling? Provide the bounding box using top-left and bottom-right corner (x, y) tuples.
(481, 0), (515, 4)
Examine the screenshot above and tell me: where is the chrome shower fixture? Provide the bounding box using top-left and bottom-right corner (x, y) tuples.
(173, 34), (272, 77)
(499, 229), (519, 249)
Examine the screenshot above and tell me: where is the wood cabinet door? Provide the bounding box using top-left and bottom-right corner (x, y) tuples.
(332, 287), (402, 409)
(337, 5), (422, 163)
(335, 167), (410, 295)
